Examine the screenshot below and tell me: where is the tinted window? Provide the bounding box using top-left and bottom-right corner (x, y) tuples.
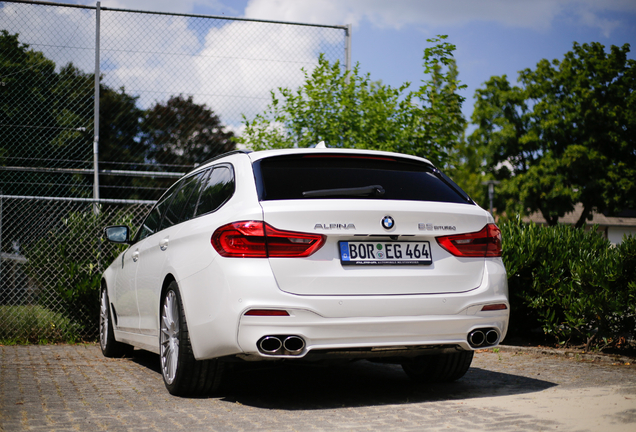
(195, 166), (235, 216)
(137, 183), (180, 241)
(256, 154), (472, 204)
(178, 169), (211, 222)
(161, 171), (207, 229)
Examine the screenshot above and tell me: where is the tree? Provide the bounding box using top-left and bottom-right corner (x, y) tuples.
(49, 63), (147, 200)
(137, 95), (235, 201)
(0, 32), (149, 200)
(0, 30), (61, 195)
(97, 84), (146, 200)
(237, 36), (466, 169)
(470, 42), (636, 227)
(142, 95), (235, 167)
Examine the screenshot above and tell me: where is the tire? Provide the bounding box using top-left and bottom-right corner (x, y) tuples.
(99, 286), (134, 358)
(401, 351), (474, 383)
(160, 281), (224, 396)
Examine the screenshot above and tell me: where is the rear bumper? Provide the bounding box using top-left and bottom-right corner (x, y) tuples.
(183, 258), (508, 361)
(237, 308), (509, 359)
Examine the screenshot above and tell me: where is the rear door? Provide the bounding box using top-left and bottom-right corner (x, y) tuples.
(135, 171), (208, 335)
(254, 152), (489, 296)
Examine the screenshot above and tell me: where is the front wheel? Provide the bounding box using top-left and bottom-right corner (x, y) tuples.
(160, 281), (224, 396)
(99, 286), (133, 358)
(401, 351), (474, 383)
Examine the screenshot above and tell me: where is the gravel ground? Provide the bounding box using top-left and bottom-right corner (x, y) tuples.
(0, 344), (635, 431)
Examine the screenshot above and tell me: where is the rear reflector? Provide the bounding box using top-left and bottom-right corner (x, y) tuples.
(436, 223), (502, 257)
(244, 309), (290, 316)
(211, 221), (326, 258)
(481, 304), (508, 311)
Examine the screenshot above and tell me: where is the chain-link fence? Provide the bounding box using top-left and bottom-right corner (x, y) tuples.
(0, 0), (348, 340)
(0, 196), (152, 340)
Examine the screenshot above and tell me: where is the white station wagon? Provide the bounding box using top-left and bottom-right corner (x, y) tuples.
(101, 147), (509, 396)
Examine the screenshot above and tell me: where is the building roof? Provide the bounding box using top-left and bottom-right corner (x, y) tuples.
(525, 203), (636, 227)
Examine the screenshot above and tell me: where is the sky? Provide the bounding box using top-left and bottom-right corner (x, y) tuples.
(3, 0), (636, 126)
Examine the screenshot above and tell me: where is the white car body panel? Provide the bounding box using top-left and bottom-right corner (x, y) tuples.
(261, 199), (489, 295)
(112, 245), (141, 333)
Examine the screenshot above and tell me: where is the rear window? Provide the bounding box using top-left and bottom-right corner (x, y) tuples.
(254, 154), (472, 204)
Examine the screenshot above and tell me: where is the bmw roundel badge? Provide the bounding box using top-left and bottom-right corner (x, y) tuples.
(381, 215), (395, 230)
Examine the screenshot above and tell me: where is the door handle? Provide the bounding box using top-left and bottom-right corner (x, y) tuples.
(160, 238), (169, 251)
(132, 250), (140, 262)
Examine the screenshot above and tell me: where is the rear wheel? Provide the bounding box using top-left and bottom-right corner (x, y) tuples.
(401, 351), (474, 383)
(160, 281), (224, 396)
(99, 286), (133, 358)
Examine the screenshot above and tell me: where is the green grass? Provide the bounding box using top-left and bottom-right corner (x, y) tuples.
(0, 305), (83, 344)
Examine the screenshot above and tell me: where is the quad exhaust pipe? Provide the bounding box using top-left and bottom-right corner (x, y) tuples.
(259, 336), (283, 353)
(258, 335), (305, 356)
(469, 330), (485, 347)
(468, 328), (500, 348)
(283, 336), (305, 354)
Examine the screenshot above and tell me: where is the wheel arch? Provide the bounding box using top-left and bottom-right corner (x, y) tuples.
(159, 273), (178, 316)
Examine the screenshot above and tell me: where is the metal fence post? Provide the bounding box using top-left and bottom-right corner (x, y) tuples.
(93, 1), (101, 214)
(345, 24), (352, 73)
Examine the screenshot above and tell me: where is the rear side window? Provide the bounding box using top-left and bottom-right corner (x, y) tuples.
(195, 165), (235, 216)
(161, 170), (208, 230)
(255, 154), (472, 204)
(137, 183), (180, 241)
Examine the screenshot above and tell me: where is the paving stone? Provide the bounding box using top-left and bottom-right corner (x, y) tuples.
(1, 344), (636, 431)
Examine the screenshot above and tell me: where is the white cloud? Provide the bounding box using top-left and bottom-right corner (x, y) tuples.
(243, 0), (559, 29)
(100, 0), (208, 13)
(0, 3), (96, 71)
(244, 0), (636, 35)
(18, 0), (636, 35)
(46, 0), (233, 15)
(191, 20), (327, 124)
(573, 6), (622, 38)
(98, 11), (342, 126)
(98, 11), (201, 103)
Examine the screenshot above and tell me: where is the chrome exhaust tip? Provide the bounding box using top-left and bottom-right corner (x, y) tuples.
(259, 336), (283, 354)
(468, 330), (486, 347)
(486, 329), (499, 345)
(283, 336), (305, 354)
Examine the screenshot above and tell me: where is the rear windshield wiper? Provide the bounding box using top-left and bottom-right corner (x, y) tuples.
(302, 185), (385, 198)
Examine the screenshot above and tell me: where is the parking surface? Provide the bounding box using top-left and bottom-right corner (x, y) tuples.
(1, 344), (635, 431)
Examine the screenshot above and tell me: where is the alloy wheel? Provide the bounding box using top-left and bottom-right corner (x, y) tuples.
(99, 290), (109, 351)
(160, 290), (180, 385)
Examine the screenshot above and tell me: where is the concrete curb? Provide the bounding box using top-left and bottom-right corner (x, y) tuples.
(496, 344), (634, 365)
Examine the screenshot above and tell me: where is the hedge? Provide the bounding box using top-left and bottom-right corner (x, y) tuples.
(501, 217), (636, 350)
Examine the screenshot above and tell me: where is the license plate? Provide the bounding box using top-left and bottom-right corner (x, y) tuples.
(339, 241), (432, 266)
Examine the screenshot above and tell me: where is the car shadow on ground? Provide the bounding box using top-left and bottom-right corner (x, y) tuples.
(128, 350), (556, 409)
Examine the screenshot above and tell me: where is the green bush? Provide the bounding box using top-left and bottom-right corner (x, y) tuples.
(0, 305), (82, 344)
(501, 216), (636, 350)
(23, 209), (133, 337)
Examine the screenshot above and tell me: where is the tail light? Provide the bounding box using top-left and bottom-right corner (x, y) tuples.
(436, 224), (502, 257)
(211, 221), (326, 258)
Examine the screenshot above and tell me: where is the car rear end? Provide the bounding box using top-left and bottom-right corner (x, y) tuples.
(209, 149), (508, 363)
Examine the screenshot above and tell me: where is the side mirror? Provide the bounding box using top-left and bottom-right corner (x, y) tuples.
(104, 226), (130, 244)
